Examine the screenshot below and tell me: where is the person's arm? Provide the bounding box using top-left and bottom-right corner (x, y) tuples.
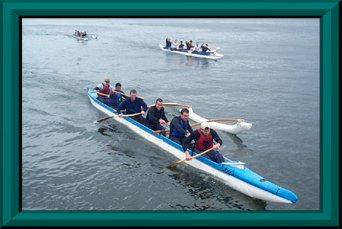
(182, 131), (199, 152)
(211, 129), (223, 145)
(93, 83), (103, 91)
(146, 107), (159, 124)
(140, 99), (148, 112)
(161, 108), (169, 123)
(211, 129), (223, 150)
(171, 119), (187, 136)
(187, 120), (194, 133)
(182, 131), (199, 160)
(117, 99), (127, 114)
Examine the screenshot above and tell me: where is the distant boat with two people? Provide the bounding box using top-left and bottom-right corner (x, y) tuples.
(72, 30), (98, 41)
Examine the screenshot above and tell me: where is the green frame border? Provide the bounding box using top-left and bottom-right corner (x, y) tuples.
(1, 0), (339, 226)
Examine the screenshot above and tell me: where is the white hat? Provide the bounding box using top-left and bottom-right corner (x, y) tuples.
(201, 122), (210, 129)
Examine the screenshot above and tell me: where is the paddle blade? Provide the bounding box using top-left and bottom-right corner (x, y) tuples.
(167, 159), (185, 169)
(95, 116), (113, 123)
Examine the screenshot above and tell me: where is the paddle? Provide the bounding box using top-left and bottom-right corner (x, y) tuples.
(96, 90), (144, 100)
(95, 91), (110, 97)
(115, 90), (144, 100)
(152, 118), (245, 134)
(95, 112), (143, 123)
(167, 147), (215, 168)
(162, 102), (191, 108)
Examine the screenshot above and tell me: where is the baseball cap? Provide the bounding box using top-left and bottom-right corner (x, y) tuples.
(201, 122), (210, 130)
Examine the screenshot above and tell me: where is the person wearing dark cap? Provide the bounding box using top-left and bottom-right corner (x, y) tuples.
(117, 89), (148, 126)
(201, 43), (211, 53)
(182, 122), (224, 163)
(185, 40), (194, 50)
(169, 108), (193, 145)
(146, 98), (169, 133)
(93, 78), (113, 105)
(108, 82), (128, 110)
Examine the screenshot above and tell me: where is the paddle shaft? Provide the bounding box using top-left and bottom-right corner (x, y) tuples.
(95, 91), (110, 97)
(168, 147), (215, 168)
(95, 90), (144, 100)
(96, 112), (143, 123)
(115, 90), (144, 100)
(162, 102), (191, 108)
(153, 118), (244, 133)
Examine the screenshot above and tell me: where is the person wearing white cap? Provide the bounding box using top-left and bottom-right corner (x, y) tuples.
(182, 121), (224, 163)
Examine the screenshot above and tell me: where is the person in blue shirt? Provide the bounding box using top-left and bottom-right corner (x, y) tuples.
(169, 108), (193, 145)
(108, 82), (127, 110)
(117, 89), (148, 126)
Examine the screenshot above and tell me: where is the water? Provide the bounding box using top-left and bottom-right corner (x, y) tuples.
(22, 18), (320, 211)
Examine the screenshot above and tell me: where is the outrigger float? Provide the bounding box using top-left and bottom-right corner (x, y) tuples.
(160, 102), (252, 135)
(87, 88), (297, 204)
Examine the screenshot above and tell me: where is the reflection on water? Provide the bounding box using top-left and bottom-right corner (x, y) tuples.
(167, 167), (267, 211)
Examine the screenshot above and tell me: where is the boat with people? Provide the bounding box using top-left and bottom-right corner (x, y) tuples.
(159, 44), (224, 60)
(87, 88), (298, 204)
(72, 30), (98, 41)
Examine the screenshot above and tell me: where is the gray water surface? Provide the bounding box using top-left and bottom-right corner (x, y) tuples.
(22, 18), (320, 211)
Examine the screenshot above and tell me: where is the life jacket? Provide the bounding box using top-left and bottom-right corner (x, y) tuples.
(170, 117), (188, 137)
(98, 83), (110, 96)
(194, 128), (213, 151)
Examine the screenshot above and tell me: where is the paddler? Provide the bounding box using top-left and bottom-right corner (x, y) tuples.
(182, 121), (224, 163)
(146, 98), (170, 133)
(168, 108), (193, 145)
(108, 82), (127, 110)
(117, 89), (148, 126)
(93, 78), (113, 105)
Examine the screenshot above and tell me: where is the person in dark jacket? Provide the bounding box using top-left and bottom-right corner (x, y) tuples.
(182, 121), (224, 163)
(169, 108), (193, 145)
(117, 89), (148, 126)
(146, 98), (169, 132)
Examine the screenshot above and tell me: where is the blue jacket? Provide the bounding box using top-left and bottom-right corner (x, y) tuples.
(117, 97), (148, 114)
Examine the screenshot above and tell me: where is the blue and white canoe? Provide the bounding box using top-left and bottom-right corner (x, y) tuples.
(159, 44), (224, 60)
(87, 88), (298, 204)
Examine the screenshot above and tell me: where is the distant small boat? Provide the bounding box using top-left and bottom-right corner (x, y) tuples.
(72, 31), (97, 41)
(159, 44), (224, 60)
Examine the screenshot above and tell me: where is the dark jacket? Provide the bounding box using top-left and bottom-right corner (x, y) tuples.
(117, 97), (147, 114)
(146, 106), (168, 126)
(169, 116), (193, 138)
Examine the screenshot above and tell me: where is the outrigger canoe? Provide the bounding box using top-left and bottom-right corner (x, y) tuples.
(159, 44), (224, 60)
(87, 88), (297, 204)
